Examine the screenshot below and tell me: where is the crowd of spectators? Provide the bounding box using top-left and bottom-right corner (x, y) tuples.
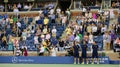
(0, 2), (120, 57)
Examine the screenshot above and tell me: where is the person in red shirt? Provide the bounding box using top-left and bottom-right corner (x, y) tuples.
(23, 47), (28, 56)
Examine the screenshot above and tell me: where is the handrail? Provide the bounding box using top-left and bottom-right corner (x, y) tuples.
(69, 0), (73, 10)
(54, 0), (59, 13)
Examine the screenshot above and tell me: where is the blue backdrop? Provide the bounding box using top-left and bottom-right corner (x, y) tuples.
(0, 56), (110, 64)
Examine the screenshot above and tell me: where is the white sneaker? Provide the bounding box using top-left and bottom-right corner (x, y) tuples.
(97, 62), (99, 64)
(81, 62), (84, 64)
(74, 62), (76, 64)
(91, 62), (94, 64)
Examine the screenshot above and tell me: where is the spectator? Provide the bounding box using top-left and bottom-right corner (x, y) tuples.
(51, 26), (57, 37)
(38, 45), (45, 56)
(91, 41), (99, 64)
(23, 47), (28, 56)
(24, 4), (29, 9)
(114, 37), (120, 52)
(101, 24), (107, 35)
(17, 3), (22, 11)
(43, 17), (49, 25)
(15, 46), (21, 56)
(8, 37), (13, 51)
(42, 26), (48, 34)
(49, 13), (56, 23)
(103, 32), (111, 50)
(1, 35), (7, 49)
(73, 41), (80, 64)
(34, 35), (39, 47)
(110, 31), (115, 50)
(43, 9), (48, 17)
(81, 41), (88, 64)
(45, 32), (51, 40)
(88, 32), (94, 44)
(59, 39), (64, 51)
(92, 23), (98, 36)
(50, 46), (57, 56)
(51, 37), (58, 46)
(0, 4), (4, 12)
(22, 30), (27, 41)
(36, 28), (41, 36)
(61, 14), (67, 27)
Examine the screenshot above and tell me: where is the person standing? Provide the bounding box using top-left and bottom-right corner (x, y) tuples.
(91, 41), (99, 64)
(73, 41), (80, 64)
(81, 41), (88, 64)
(103, 32), (111, 50)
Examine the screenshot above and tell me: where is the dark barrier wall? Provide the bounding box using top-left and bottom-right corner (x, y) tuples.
(0, 56), (111, 64)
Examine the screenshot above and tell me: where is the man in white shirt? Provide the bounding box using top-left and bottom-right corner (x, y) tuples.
(56, 7), (61, 14)
(24, 4), (29, 9)
(39, 45), (44, 56)
(52, 26), (57, 37)
(17, 3), (22, 11)
(49, 9), (54, 15)
(92, 24), (97, 36)
(17, 21), (21, 28)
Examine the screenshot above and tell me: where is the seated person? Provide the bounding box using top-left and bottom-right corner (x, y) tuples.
(114, 37), (120, 52)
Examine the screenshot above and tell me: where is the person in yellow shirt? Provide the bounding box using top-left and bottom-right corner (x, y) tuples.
(65, 26), (72, 35)
(9, 17), (13, 26)
(44, 17), (49, 25)
(87, 24), (92, 34)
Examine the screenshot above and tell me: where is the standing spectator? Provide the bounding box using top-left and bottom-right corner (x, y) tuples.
(7, 4), (12, 12)
(43, 9), (48, 17)
(50, 46), (57, 56)
(23, 47), (28, 56)
(1, 35), (7, 49)
(42, 26), (48, 34)
(51, 37), (58, 46)
(110, 31), (115, 50)
(34, 35), (39, 47)
(38, 45), (45, 56)
(101, 24), (107, 35)
(92, 23), (98, 36)
(88, 32), (94, 44)
(49, 13), (56, 23)
(17, 3), (22, 11)
(91, 41), (99, 64)
(24, 4), (29, 9)
(45, 32), (51, 40)
(36, 28), (41, 36)
(59, 39), (64, 51)
(15, 46), (21, 56)
(73, 41), (80, 64)
(103, 32), (111, 50)
(81, 41), (88, 64)
(44, 17), (49, 25)
(0, 4), (4, 12)
(56, 7), (61, 18)
(61, 14), (67, 27)
(13, 7), (19, 17)
(22, 30), (27, 41)
(51, 26), (57, 37)
(49, 8), (54, 15)
(114, 37), (120, 52)
(83, 32), (89, 42)
(87, 24), (92, 34)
